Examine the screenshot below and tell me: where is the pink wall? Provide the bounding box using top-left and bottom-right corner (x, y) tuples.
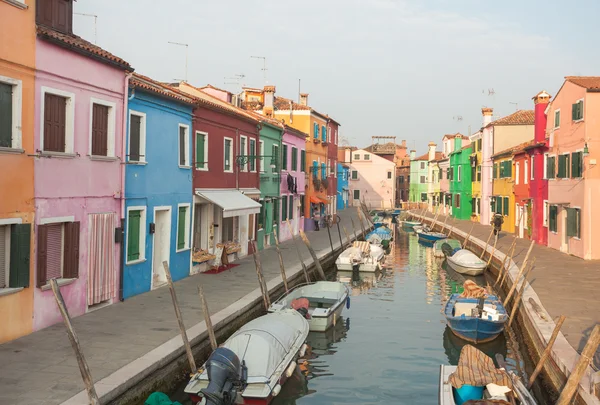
(33, 40), (126, 330)
(349, 149), (395, 209)
(279, 130), (306, 242)
(201, 87), (231, 103)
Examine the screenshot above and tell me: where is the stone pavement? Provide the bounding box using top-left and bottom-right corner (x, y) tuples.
(0, 208), (365, 405)
(415, 211), (600, 370)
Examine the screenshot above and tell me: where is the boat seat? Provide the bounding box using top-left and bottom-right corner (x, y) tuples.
(453, 302), (476, 317)
(302, 296), (338, 308)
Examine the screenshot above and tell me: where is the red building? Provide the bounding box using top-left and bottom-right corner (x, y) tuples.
(327, 118), (340, 215)
(512, 142), (536, 239)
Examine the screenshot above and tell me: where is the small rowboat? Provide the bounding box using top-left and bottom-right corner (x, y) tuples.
(335, 241), (384, 272)
(268, 281), (350, 332)
(416, 227), (447, 243)
(441, 244), (487, 276)
(402, 220), (421, 228)
(444, 293), (508, 344)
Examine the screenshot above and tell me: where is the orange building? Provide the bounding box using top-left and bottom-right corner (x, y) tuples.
(0, 0), (36, 343)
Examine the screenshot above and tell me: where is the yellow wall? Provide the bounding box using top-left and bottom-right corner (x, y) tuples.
(492, 156), (515, 234)
(493, 125), (534, 155)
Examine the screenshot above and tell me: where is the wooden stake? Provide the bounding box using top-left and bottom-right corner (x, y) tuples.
(50, 279), (100, 405)
(350, 217), (358, 240)
(356, 207), (366, 238)
(272, 230), (289, 294)
(163, 261), (196, 373)
(496, 237), (517, 286)
(527, 315), (566, 389)
(503, 240), (535, 306)
(342, 224), (352, 249)
(440, 215), (449, 234)
(335, 215), (343, 249)
(286, 220), (310, 283)
(486, 232), (499, 267)
(198, 285), (217, 351)
(480, 228), (494, 259)
(498, 242), (517, 288)
(299, 230), (327, 280)
(325, 219), (334, 253)
(555, 324), (600, 405)
(251, 241), (271, 310)
(507, 257), (535, 328)
(463, 222), (475, 249)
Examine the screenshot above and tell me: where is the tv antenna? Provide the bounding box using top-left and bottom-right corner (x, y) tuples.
(224, 74), (246, 86)
(453, 115), (463, 121)
(509, 101), (518, 111)
(74, 13), (98, 44)
(488, 88), (495, 96)
(250, 56), (268, 82)
(168, 41), (189, 82)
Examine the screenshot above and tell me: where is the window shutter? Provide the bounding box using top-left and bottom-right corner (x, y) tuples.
(9, 224), (31, 288)
(179, 127), (186, 166)
(549, 205), (557, 232)
(557, 156), (564, 178)
(572, 103), (577, 121)
(0, 227), (6, 288)
(300, 150), (306, 172)
(566, 208), (576, 237)
(282, 145), (288, 170)
(497, 197), (503, 215)
(507, 161), (512, 178)
(0, 82), (13, 148)
(291, 148), (297, 171)
(36, 225), (49, 287)
(493, 164), (498, 179)
(503, 197), (509, 216)
(64, 222), (80, 279)
(289, 197), (294, 220)
(129, 115), (141, 161)
(196, 133), (205, 169)
(177, 207), (186, 250)
(127, 211), (141, 261)
(44, 93), (67, 152)
(91, 104), (109, 156)
(282, 196), (288, 221)
(322, 126), (326, 141)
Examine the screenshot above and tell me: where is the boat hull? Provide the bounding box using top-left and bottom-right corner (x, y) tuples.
(336, 262), (379, 272)
(439, 365), (457, 405)
(444, 294), (507, 344)
(309, 298), (346, 332)
(445, 259), (485, 276)
(402, 221), (421, 228)
(417, 232), (447, 242)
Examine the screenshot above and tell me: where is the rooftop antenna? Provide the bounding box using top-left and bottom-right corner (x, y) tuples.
(298, 78), (301, 103)
(453, 115), (463, 121)
(224, 74), (246, 86)
(509, 101), (518, 111)
(250, 56), (267, 83)
(74, 13), (98, 44)
(168, 41), (189, 82)
(488, 88), (495, 96)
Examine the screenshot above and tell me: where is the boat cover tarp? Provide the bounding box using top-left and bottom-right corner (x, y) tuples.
(463, 400), (510, 404)
(459, 280), (489, 299)
(449, 345), (513, 390)
(352, 241), (371, 254)
(369, 227), (392, 237)
(223, 310), (306, 383)
(450, 250), (486, 266)
(145, 392), (182, 405)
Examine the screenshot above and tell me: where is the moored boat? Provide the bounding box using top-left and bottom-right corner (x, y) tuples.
(442, 244), (487, 276)
(415, 227), (447, 243)
(335, 241), (384, 272)
(184, 309), (309, 405)
(268, 281), (350, 332)
(402, 220), (421, 228)
(434, 239), (461, 258)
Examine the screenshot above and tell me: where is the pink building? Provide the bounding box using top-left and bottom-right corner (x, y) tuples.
(545, 77), (600, 260)
(279, 126), (307, 242)
(33, 11), (132, 330)
(348, 148), (396, 209)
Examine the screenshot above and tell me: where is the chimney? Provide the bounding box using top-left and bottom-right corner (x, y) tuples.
(401, 140), (407, 148)
(428, 142), (436, 162)
(345, 147), (351, 163)
(263, 85), (275, 118)
(410, 150), (416, 160)
(299, 93), (309, 106)
(532, 90), (551, 143)
(482, 107), (493, 126)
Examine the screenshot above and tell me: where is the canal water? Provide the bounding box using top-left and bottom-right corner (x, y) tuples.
(172, 225), (522, 405)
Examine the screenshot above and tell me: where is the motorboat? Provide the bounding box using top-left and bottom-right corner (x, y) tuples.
(335, 241), (384, 272)
(415, 227), (447, 243)
(365, 227), (393, 248)
(444, 293), (508, 344)
(268, 281), (350, 332)
(434, 239), (461, 258)
(441, 244), (487, 276)
(402, 220), (422, 228)
(184, 309), (309, 405)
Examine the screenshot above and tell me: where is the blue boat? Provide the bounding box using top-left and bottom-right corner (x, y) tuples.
(373, 222), (386, 229)
(444, 294), (508, 344)
(416, 228), (447, 243)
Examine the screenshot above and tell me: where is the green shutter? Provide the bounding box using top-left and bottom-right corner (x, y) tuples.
(547, 156), (555, 179)
(493, 163), (498, 179)
(281, 196), (287, 221)
(503, 197), (509, 216)
(291, 147), (297, 171)
(249, 139), (255, 171)
(0, 82), (12, 148)
(572, 103), (577, 121)
(300, 150), (306, 172)
(496, 197), (503, 215)
(506, 161), (512, 178)
(9, 223), (31, 288)
(177, 206), (186, 250)
(566, 208), (577, 237)
(549, 205), (557, 232)
(127, 210), (141, 262)
(196, 133), (205, 169)
(300, 195), (305, 217)
(555, 110), (560, 127)
(571, 152), (581, 178)
(282, 145), (288, 170)
(557, 155), (565, 178)
(289, 196), (294, 220)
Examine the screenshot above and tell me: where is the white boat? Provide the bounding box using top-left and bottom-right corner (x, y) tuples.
(184, 309), (309, 405)
(268, 281), (350, 332)
(335, 241), (384, 272)
(444, 248), (487, 276)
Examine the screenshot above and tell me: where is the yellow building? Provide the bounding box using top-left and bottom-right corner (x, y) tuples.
(469, 131), (483, 223)
(491, 152), (515, 234)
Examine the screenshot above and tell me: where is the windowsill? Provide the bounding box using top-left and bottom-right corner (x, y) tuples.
(179, 165), (192, 169)
(176, 247), (191, 253)
(126, 258), (147, 265)
(573, 119), (584, 123)
(40, 151), (76, 159)
(196, 167), (208, 171)
(2, 0), (27, 9)
(127, 161), (147, 165)
(0, 287), (25, 297)
(90, 155), (118, 162)
(40, 278), (76, 291)
(224, 170), (233, 173)
(0, 147), (25, 155)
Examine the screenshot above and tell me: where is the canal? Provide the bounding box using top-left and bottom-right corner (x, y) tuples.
(172, 225), (523, 405)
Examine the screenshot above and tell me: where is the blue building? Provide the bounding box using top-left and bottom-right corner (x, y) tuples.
(122, 74), (196, 299)
(337, 163), (350, 211)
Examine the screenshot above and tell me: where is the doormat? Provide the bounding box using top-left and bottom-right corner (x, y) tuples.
(202, 263), (240, 274)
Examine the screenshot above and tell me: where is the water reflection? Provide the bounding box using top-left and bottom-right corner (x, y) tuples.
(443, 325), (507, 367)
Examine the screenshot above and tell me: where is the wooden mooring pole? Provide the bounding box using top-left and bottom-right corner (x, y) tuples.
(342, 224), (352, 249)
(286, 220), (310, 283)
(251, 241), (271, 310)
(272, 230), (289, 294)
(463, 222), (475, 249)
(350, 217), (358, 240)
(335, 215), (343, 250)
(356, 207), (366, 238)
(50, 279), (100, 405)
(496, 238), (517, 286)
(507, 257), (536, 328)
(299, 230), (327, 280)
(198, 285), (217, 351)
(527, 315), (566, 389)
(555, 324), (600, 405)
(480, 228), (494, 259)
(163, 261), (197, 373)
(325, 219), (334, 253)
(503, 240), (535, 306)
(498, 242), (517, 288)
(486, 232), (499, 268)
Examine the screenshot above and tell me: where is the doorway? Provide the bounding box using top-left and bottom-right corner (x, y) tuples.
(561, 207), (569, 254)
(152, 207), (171, 289)
(518, 205), (525, 238)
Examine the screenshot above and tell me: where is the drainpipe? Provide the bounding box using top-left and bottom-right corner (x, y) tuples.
(119, 73), (133, 302)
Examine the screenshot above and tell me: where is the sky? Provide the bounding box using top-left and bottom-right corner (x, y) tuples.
(73, 0), (600, 154)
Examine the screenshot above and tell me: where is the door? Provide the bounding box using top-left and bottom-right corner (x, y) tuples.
(152, 208), (171, 289)
(561, 207), (569, 254)
(87, 213), (116, 307)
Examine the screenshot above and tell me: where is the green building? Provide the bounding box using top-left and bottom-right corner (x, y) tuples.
(449, 138), (473, 220)
(409, 150), (430, 202)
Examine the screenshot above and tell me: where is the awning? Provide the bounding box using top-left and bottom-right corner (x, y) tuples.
(309, 195), (328, 204)
(195, 190), (261, 218)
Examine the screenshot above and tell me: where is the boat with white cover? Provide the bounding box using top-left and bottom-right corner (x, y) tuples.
(184, 309), (309, 405)
(335, 241), (384, 272)
(268, 281), (350, 332)
(442, 245), (487, 276)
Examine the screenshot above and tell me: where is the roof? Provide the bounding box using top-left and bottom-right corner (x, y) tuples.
(37, 25), (132, 72)
(199, 84), (232, 95)
(283, 125), (309, 139)
(489, 110), (534, 126)
(492, 140), (536, 159)
(414, 151), (443, 161)
(442, 132), (468, 140)
(131, 74), (197, 105)
(565, 76), (600, 91)
(274, 96), (311, 111)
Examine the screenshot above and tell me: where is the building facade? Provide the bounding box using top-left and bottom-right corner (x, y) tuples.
(326, 119), (340, 216)
(397, 155), (411, 203)
(348, 149), (395, 209)
(449, 141), (473, 220)
(469, 131), (483, 223)
(426, 142), (442, 211)
(491, 151), (516, 234)
(409, 150), (429, 203)
(336, 162), (349, 211)
(278, 125), (306, 243)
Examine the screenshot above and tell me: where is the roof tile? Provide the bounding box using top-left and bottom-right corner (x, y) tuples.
(490, 110), (535, 126)
(565, 76), (600, 90)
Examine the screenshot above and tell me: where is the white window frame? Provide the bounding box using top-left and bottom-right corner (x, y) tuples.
(354, 153), (360, 160)
(457, 166), (462, 182)
(573, 99), (584, 122)
(128, 110), (147, 163)
(178, 124), (191, 168)
(543, 153), (548, 179)
(0, 75), (23, 150)
(351, 170), (358, 180)
(239, 135), (248, 172)
(176, 203), (191, 252)
(40, 86), (76, 155)
(126, 206), (147, 265)
(554, 109), (560, 129)
(543, 200), (549, 227)
(259, 140), (265, 172)
(515, 162), (520, 185)
(515, 204), (520, 226)
(224, 137), (234, 173)
(524, 159), (528, 184)
(195, 131), (208, 171)
(327, 126), (331, 143)
(88, 97), (117, 158)
(353, 189), (360, 200)
(327, 159), (331, 177)
(250, 139), (257, 173)
(531, 156), (535, 180)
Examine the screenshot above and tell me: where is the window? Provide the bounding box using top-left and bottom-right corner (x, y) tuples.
(503, 197), (509, 216)
(89, 99), (116, 157)
(239, 135), (247, 172)
(477, 165), (481, 182)
(399, 175), (404, 183)
(387, 171), (392, 179)
(179, 124), (190, 167)
(549, 205), (558, 232)
(420, 162), (425, 170)
(454, 194), (460, 208)
(448, 167), (453, 181)
(289, 196), (294, 220)
(300, 195), (305, 217)
(291, 147), (297, 171)
(176, 205), (191, 251)
(281, 196), (288, 221)
(354, 153), (360, 160)
(571, 151), (583, 178)
(566, 208), (581, 238)
(224, 138), (233, 172)
(471, 198), (476, 214)
(531, 156), (535, 180)
(126, 208), (146, 263)
(36, 0), (73, 34)
(37, 221), (80, 287)
(312, 161), (318, 179)
(546, 155), (555, 179)
(439, 168), (443, 180)
(524, 160), (528, 184)
(321, 162), (326, 179)
(195, 131), (208, 170)
(571, 100), (583, 121)
(272, 144), (279, 171)
(259, 140), (265, 172)
(515, 162), (520, 185)
(554, 109), (560, 128)
(496, 197), (503, 215)
(477, 138), (482, 151)
(249, 139), (256, 172)
(364, 154), (370, 160)
(313, 122), (319, 139)
(557, 154), (570, 178)
(300, 150), (306, 172)
(353, 189), (360, 200)
(457, 166), (462, 182)
(420, 175), (426, 184)
(129, 110), (146, 162)
(351, 170), (358, 180)
(493, 163), (498, 179)
(476, 198), (481, 214)
(0, 223), (31, 289)
(543, 200), (549, 227)
(322, 125), (327, 142)
(42, 88), (75, 154)
(0, 76), (23, 150)
(282, 144), (288, 170)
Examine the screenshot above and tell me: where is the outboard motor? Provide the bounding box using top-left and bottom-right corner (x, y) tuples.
(200, 347), (247, 405)
(352, 263), (360, 282)
(440, 243), (455, 258)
